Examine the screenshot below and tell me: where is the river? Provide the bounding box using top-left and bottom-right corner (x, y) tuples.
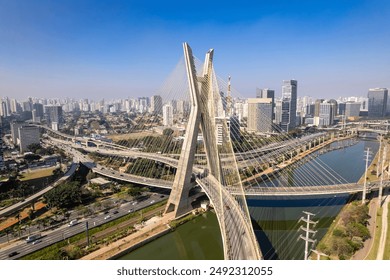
(118, 139), (379, 260)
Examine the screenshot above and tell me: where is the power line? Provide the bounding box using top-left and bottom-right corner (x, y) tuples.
(298, 211), (317, 260)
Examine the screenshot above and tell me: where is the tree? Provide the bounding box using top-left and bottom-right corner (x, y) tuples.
(43, 182), (82, 209)
(127, 186), (143, 198)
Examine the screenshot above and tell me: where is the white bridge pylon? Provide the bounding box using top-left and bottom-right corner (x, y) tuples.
(164, 43), (262, 260)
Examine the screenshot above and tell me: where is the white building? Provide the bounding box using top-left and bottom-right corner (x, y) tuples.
(247, 98), (273, 133)
(163, 104), (173, 126)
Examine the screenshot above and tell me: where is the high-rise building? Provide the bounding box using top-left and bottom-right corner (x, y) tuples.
(10, 121), (24, 144)
(280, 80), (297, 132)
(215, 116), (241, 145)
(247, 98), (273, 133)
(162, 104), (173, 126)
(177, 100), (189, 116)
(18, 125), (40, 153)
(256, 88), (275, 120)
(151, 95), (163, 115)
(338, 102), (346, 116)
(45, 105), (63, 127)
(313, 100), (336, 127)
(368, 88), (388, 118)
(33, 103), (44, 120)
(345, 102), (361, 118)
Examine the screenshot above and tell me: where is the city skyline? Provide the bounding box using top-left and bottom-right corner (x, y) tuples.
(1, 0), (390, 100)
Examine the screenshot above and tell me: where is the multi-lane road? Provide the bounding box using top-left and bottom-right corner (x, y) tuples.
(0, 193), (168, 260)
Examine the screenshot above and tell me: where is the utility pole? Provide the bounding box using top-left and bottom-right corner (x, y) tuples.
(377, 136), (383, 177)
(299, 211), (318, 260)
(85, 221), (90, 248)
(379, 144), (387, 204)
(362, 148), (371, 204)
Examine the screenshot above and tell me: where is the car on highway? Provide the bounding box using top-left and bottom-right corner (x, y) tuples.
(68, 219), (78, 227)
(32, 239), (42, 245)
(104, 215), (111, 220)
(150, 200), (155, 204)
(8, 251), (18, 257)
(128, 209), (133, 213)
(112, 210), (119, 214)
(132, 201), (138, 205)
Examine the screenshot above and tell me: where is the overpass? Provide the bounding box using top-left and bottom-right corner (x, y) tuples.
(0, 162), (78, 218)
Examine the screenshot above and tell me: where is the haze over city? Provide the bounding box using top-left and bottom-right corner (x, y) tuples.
(1, 0), (390, 99)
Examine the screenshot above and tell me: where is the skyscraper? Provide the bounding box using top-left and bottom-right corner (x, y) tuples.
(44, 105), (63, 129)
(280, 80), (297, 132)
(18, 125), (40, 153)
(256, 88), (275, 120)
(162, 104), (173, 126)
(368, 88), (388, 118)
(247, 98), (273, 133)
(151, 95), (163, 115)
(33, 103), (44, 120)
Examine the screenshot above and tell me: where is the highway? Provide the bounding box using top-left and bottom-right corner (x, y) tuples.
(0, 162), (78, 218)
(0, 193), (168, 260)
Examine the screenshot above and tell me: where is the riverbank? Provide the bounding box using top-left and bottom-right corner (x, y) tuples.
(312, 139), (381, 260)
(81, 213), (174, 260)
(81, 209), (203, 260)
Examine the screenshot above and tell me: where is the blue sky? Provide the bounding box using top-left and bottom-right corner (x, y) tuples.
(1, 0), (389, 100)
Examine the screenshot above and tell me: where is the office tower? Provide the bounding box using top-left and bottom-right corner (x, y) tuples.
(338, 102), (346, 116)
(4, 97), (11, 116)
(247, 98), (273, 133)
(229, 115), (241, 142)
(10, 99), (18, 113)
(138, 97), (149, 113)
(170, 99), (177, 114)
(162, 104), (173, 126)
(10, 121), (24, 144)
(368, 88), (388, 118)
(18, 125), (40, 153)
(22, 101), (32, 112)
(177, 100), (189, 116)
(306, 104), (315, 116)
(313, 100), (336, 127)
(45, 105), (63, 126)
(274, 99), (282, 125)
(33, 103), (44, 119)
(256, 88), (275, 120)
(345, 102), (361, 118)
(280, 80), (297, 132)
(151, 95), (163, 115)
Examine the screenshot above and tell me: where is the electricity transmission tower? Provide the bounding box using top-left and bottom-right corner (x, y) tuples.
(299, 211), (317, 260)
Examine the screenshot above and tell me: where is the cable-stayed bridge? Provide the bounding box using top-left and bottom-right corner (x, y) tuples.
(33, 43), (389, 260)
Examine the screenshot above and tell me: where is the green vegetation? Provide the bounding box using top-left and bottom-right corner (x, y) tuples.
(116, 133), (181, 154)
(169, 212), (198, 229)
(366, 207), (383, 260)
(316, 202), (370, 260)
(27, 143), (55, 156)
(127, 158), (175, 180)
(43, 182), (83, 209)
(384, 202), (390, 260)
